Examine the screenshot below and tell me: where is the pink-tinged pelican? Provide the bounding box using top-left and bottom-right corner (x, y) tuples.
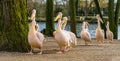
(61, 17), (77, 46)
(53, 12), (72, 53)
(80, 21), (91, 45)
(54, 19), (71, 53)
(106, 21), (114, 43)
(95, 14), (104, 44)
(28, 9), (45, 54)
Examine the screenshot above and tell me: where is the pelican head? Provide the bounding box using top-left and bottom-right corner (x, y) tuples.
(28, 9), (36, 21)
(32, 9), (36, 14)
(54, 12), (63, 21)
(62, 17), (68, 25)
(61, 17), (68, 30)
(85, 21), (90, 26)
(63, 17), (68, 21)
(96, 14), (103, 23)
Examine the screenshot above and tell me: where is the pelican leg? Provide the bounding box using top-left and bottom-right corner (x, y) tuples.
(26, 47), (33, 54)
(57, 45), (63, 54)
(64, 45), (71, 52)
(101, 40), (104, 44)
(38, 48), (42, 55)
(85, 41), (88, 46)
(109, 40), (112, 43)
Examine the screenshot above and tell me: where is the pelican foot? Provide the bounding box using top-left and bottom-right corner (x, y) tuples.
(109, 41), (113, 43)
(37, 52), (42, 55)
(56, 51), (63, 54)
(26, 52), (33, 55)
(64, 48), (70, 52)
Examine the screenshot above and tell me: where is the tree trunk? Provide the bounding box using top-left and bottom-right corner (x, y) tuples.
(75, 0), (78, 16)
(115, 0), (120, 24)
(114, 0), (120, 39)
(69, 0), (77, 35)
(94, 0), (106, 38)
(46, 0), (54, 36)
(0, 0), (30, 52)
(108, 0), (118, 39)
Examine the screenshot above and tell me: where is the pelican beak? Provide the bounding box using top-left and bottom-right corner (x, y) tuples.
(99, 18), (103, 23)
(85, 22), (90, 26)
(54, 12), (62, 21)
(28, 9), (36, 21)
(107, 21), (109, 25)
(96, 14), (103, 23)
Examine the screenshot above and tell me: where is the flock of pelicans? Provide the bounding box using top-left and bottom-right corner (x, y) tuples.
(28, 9), (114, 54)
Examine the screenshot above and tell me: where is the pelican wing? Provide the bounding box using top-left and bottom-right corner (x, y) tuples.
(69, 32), (77, 45)
(85, 31), (91, 42)
(36, 32), (45, 42)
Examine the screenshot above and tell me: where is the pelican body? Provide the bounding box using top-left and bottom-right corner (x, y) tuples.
(61, 17), (77, 46)
(106, 21), (113, 43)
(54, 19), (71, 53)
(53, 12), (76, 53)
(95, 15), (104, 44)
(28, 9), (45, 54)
(81, 22), (91, 45)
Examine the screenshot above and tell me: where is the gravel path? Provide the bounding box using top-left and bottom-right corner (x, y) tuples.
(0, 37), (120, 61)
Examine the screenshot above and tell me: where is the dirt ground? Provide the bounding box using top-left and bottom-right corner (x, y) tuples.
(0, 37), (120, 61)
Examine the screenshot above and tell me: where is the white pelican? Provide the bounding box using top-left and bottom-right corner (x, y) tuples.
(53, 12), (72, 53)
(28, 9), (45, 54)
(53, 19), (71, 53)
(80, 21), (91, 45)
(106, 21), (113, 43)
(61, 17), (77, 46)
(95, 14), (104, 44)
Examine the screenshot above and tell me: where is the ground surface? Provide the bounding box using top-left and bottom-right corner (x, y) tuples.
(0, 37), (120, 61)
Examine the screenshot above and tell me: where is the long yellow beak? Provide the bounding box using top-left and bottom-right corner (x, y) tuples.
(54, 12), (62, 21)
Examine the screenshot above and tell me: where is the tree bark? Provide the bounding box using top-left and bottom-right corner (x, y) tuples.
(69, 0), (77, 35)
(75, 0), (78, 16)
(0, 0), (30, 52)
(45, 0), (54, 36)
(108, 0), (118, 39)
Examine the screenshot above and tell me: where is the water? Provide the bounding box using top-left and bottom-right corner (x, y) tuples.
(37, 22), (120, 40)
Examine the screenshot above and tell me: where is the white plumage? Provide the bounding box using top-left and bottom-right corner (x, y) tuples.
(95, 14), (104, 44)
(80, 22), (91, 45)
(28, 9), (45, 54)
(106, 21), (114, 43)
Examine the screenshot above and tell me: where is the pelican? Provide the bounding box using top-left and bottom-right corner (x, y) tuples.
(54, 19), (71, 53)
(95, 14), (104, 44)
(53, 12), (72, 53)
(61, 17), (77, 46)
(28, 9), (45, 54)
(106, 21), (113, 43)
(80, 21), (91, 45)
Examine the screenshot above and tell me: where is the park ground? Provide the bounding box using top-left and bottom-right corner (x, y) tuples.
(0, 37), (120, 61)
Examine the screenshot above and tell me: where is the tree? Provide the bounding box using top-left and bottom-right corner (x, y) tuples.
(108, 0), (120, 39)
(0, 0), (30, 52)
(75, 0), (78, 16)
(46, 0), (54, 36)
(69, 0), (77, 35)
(94, 0), (106, 38)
